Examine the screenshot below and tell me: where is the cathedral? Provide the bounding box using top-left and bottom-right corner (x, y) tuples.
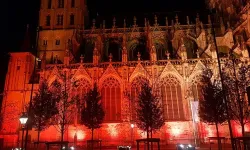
(1, 0), (250, 148)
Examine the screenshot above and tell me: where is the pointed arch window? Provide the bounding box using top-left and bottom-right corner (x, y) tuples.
(101, 77), (121, 122)
(72, 78), (91, 124)
(190, 75), (204, 101)
(160, 75), (185, 120)
(130, 77), (149, 121)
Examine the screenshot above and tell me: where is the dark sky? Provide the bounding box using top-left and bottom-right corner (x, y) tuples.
(3, 0), (206, 93)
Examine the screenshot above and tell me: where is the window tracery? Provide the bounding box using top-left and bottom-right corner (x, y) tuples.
(159, 74), (184, 120)
(72, 78), (91, 123)
(101, 77), (121, 122)
(189, 75), (204, 101)
(130, 76), (149, 121)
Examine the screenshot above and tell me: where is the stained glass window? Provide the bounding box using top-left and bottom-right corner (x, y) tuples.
(101, 77), (121, 122)
(160, 74), (185, 120)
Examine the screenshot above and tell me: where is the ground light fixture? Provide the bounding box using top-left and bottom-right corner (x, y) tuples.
(117, 146), (131, 150)
(177, 143), (195, 150)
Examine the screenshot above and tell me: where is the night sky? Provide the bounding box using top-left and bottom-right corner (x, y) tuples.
(3, 0), (206, 94)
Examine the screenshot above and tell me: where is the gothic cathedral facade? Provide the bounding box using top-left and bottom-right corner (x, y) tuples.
(1, 0), (250, 146)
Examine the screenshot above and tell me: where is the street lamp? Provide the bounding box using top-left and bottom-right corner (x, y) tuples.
(19, 112), (28, 150)
(130, 123), (134, 147)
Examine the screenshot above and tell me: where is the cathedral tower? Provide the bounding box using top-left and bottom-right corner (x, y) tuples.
(38, 0), (88, 63)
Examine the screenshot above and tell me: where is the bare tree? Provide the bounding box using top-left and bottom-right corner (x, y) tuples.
(50, 77), (75, 148)
(222, 60), (250, 136)
(199, 70), (227, 150)
(80, 83), (105, 150)
(29, 80), (59, 148)
(136, 83), (164, 150)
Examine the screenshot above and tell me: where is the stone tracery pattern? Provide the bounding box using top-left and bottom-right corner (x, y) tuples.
(130, 76), (149, 121)
(2, 1), (250, 146)
(101, 77), (121, 122)
(159, 74), (184, 121)
(72, 78), (91, 123)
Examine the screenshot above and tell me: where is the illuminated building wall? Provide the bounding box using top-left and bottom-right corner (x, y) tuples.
(1, 0), (250, 147)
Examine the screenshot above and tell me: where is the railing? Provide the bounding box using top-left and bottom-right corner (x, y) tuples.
(44, 57), (240, 70)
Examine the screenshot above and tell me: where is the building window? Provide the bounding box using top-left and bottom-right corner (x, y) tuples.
(48, 0), (52, 9)
(57, 15), (63, 25)
(190, 75), (204, 101)
(58, 0), (64, 8)
(46, 15), (51, 26)
(160, 74), (185, 121)
(17, 66), (20, 70)
(101, 77), (121, 122)
(72, 78), (91, 124)
(70, 14), (74, 25)
(131, 77), (149, 121)
(56, 40), (60, 45)
(71, 0), (75, 7)
(43, 40), (48, 45)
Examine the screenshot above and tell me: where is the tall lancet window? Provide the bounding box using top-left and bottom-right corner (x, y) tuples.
(130, 77), (149, 121)
(190, 75), (204, 101)
(160, 74), (185, 120)
(72, 78), (91, 124)
(101, 77), (121, 122)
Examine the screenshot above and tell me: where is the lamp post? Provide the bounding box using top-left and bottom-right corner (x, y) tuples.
(19, 112), (28, 150)
(130, 123), (134, 146)
(209, 9), (235, 149)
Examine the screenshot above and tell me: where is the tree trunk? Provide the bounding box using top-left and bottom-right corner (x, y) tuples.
(61, 124), (64, 150)
(147, 128), (150, 150)
(215, 123), (222, 150)
(151, 129), (153, 150)
(92, 128), (94, 150)
(37, 130), (40, 150)
(241, 121), (246, 150)
(37, 120), (41, 150)
(241, 121), (245, 137)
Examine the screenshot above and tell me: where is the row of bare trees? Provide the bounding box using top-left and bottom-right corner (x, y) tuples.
(199, 61), (250, 149)
(28, 76), (165, 150)
(27, 79), (105, 149)
(27, 61), (250, 149)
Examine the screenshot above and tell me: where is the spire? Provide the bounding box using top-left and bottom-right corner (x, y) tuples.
(113, 17), (116, 28)
(186, 16), (190, 25)
(109, 53), (113, 62)
(133, 16), (137, 27)
(137, 52), (141, 61)
(20, 24), (31, 52)
(165, 51), (170, 60)
(80, 54), (84, 63)
(103, 20), (106, 29)
(154, 15), (158, 26)
(165, 17), (168, 27)
(175, 14), (179, 24)
(123, 19), (126, 29)
(92, 19), (96, 29)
